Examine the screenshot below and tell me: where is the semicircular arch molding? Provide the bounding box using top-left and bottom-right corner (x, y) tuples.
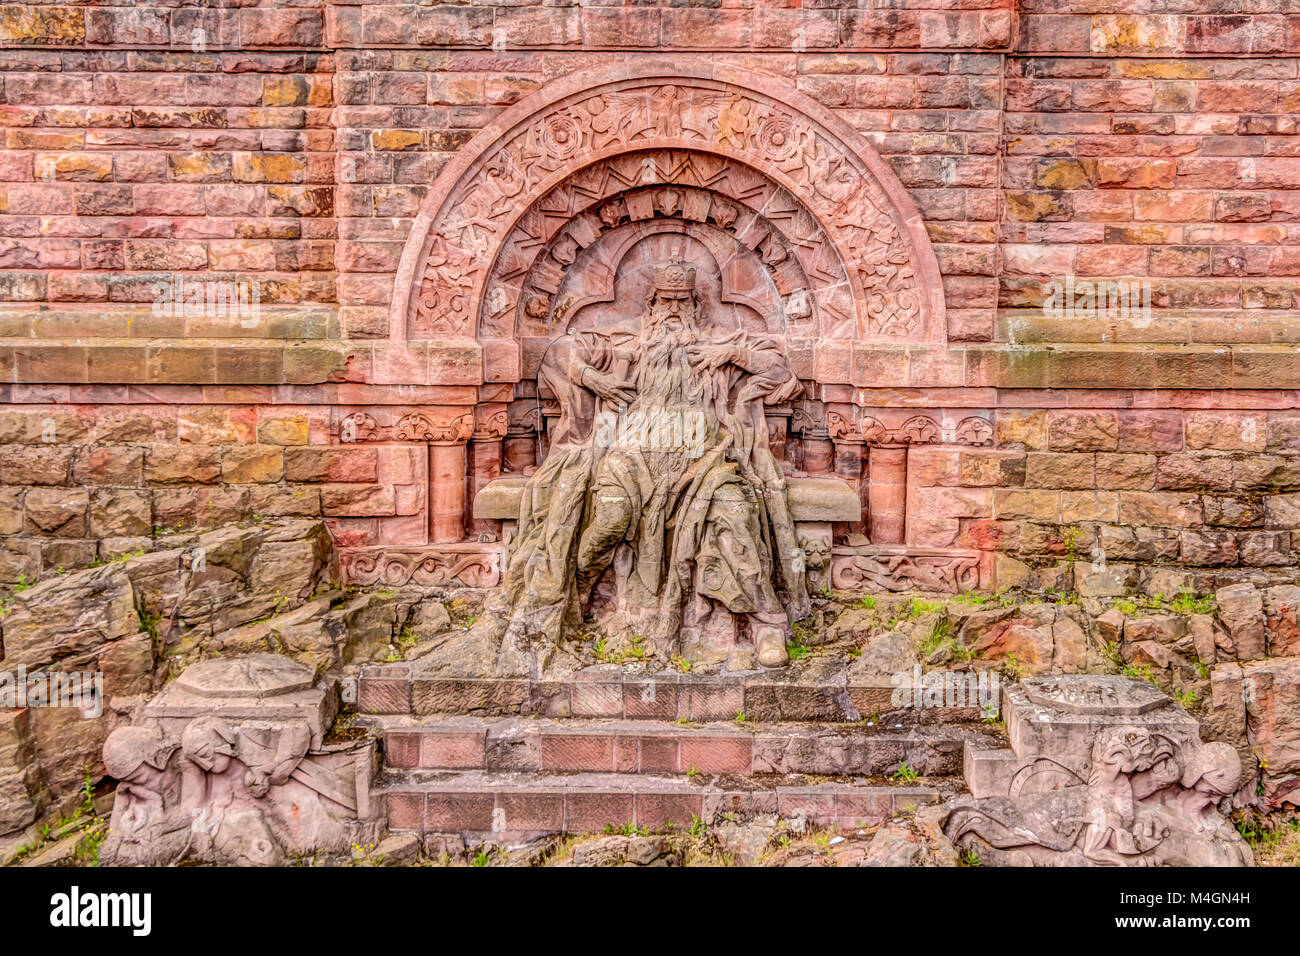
(504, 177), (816, 339)
(392, 63), (947, 370)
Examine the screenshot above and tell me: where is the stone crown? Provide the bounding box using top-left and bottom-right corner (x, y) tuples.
(653, 260), (696, 292)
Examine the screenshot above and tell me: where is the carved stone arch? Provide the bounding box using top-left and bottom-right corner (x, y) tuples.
(483, 154), (838, 350)
(526, 215), (799, 342)
(557, 221), (783, 332)
(392, 63), (946, 368)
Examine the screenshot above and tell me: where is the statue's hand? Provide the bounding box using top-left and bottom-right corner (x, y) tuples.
(687, 343), (740, 371)
(581, 367), (636, 406)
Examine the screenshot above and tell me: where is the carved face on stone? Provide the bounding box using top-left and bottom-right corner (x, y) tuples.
(1183, 742), (1242, 798)
(103, 726), (177, 784)
(644, 260), (702, 339)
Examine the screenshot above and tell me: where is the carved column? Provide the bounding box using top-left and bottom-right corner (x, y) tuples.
(832, 438), (869, 537)
(395, 410), (474, 545)
(429, 443), (467, 544)
(803, 428), (833, 475)
(868, 445), (908, 545)
(467, 409), (507, 538)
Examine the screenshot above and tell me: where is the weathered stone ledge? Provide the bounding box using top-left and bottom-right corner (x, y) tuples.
(997, 309), (1300, 346)
(3, 339), (1300, 391)
(363, 713), (999, 777)
(0, 306), (339, 341)
(358, 661), (988, 724)
(380, 771), (951, 838)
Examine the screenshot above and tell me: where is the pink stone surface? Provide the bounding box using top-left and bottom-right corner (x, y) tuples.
(0, 5), (1296, 598)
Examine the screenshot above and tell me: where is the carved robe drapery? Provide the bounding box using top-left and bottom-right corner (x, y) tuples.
(493, 322), (809, 653)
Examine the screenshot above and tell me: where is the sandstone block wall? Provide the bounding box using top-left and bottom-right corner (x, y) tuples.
(0, 0), (1295, 592)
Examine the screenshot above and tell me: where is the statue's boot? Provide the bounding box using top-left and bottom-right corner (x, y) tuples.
(752, 612), (788, 667)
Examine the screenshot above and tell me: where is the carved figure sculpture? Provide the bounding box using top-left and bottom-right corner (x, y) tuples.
(99, 656), (377, 866)
(493, 259), (809, 666)
(101, 726), (192, 863)
(943, 726), (1253, 867)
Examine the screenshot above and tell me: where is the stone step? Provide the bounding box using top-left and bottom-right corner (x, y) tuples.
(357, 662), (994, 724)
(363, 715), (999, 778)
(376, 770), (954, 838)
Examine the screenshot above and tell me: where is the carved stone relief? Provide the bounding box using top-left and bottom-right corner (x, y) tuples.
(394, 66), (945, 355)
(945, 676), (1253, 867)
(343, 544), (502, 589)
(100, 655), (378, 866)
(490, 255), (808, 669)
(830, 544), (984, 593)
(337, 409), (474, 445)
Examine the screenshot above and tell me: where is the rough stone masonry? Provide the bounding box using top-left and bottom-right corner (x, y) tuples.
(0, 0), (1298, 864)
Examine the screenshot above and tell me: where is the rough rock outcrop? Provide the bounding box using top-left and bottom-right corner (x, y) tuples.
(0, 520), (347, 840)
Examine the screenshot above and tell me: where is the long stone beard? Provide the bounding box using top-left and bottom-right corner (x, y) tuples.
(642, 299), (701, 344)
(638, 303), (703, 404)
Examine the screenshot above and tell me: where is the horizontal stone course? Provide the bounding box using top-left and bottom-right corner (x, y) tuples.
(3, 339), (1300, 391)
(377, 771), (948, 836)
(371, 716), (991, 777)
(361, 664), (990, 725)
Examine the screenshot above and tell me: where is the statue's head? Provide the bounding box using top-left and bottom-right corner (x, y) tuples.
(103, 726), (177, 782)
(180, 716), (238, 774)
(645, 259), (702, 337)
(1181, 741), (1242, 797)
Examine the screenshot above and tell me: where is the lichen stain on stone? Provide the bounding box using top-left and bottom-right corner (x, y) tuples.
(0, 8), (85, 46)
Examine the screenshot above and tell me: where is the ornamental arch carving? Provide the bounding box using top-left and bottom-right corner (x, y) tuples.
(365, 63), (987, 585)
(391, 63), (947, 376)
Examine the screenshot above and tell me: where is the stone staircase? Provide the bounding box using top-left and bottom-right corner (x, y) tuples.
(354, 661), (1003, 844)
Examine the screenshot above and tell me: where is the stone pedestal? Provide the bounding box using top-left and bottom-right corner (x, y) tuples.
(145, 654), (337, 749)
(1003, 676), (1201, 786)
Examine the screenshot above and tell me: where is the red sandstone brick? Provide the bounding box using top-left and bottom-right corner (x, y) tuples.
(239, 9), (322, 48)
(776, 789), (835, 821)
(1186, 411), (1267, 452)
(679, 736), (752, 775)
(566, 792), (634, 833)
(1047, 411), (1119, 452)
(387, 791), (424, 831)
(636, 736), (679, 774)
(623, 679), (678, 720)
(570, 681), (623, 718)
(634, 792), (702, 830)
(425, 792), (493, 832)
(686, 683), (744, 722)
(833, 790), (892, 826)
(1118, 410), (1184, 454)
(497, 792), (563, 832)
(285, 446), (378, 483)
(613, 736), (639, 774)
(358, 677), (410, 715)
(385, 732), (421, 769)
(540, 734), (613, 773)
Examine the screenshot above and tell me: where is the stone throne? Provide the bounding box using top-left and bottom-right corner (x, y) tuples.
(477, 230), (861, 666)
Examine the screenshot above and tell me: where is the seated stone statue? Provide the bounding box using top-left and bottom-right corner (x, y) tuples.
(493, 259), (809, 667)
